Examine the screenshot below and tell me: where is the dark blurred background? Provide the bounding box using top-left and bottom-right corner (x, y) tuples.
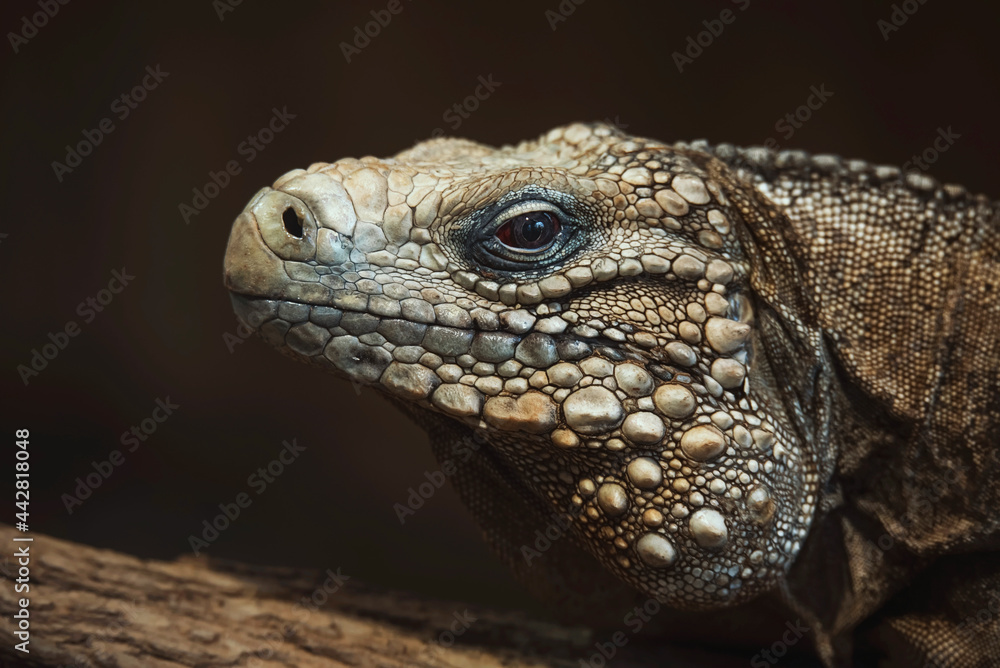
(1, 0), (997, 616)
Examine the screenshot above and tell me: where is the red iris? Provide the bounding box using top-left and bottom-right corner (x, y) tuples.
(495, 211), (561, 250)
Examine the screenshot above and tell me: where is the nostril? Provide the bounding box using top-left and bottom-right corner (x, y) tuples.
(252, 191), (315, 261)
(282, 207), (304, 238)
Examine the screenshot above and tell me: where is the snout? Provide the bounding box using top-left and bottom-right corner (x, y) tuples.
(223, 187), (314, 294)
(223, 175), (356, 306)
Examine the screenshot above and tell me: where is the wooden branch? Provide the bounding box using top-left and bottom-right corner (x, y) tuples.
(0, 525), (741, 667)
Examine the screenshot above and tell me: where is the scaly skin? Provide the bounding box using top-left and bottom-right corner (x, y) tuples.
(224, 123), (1000, 666)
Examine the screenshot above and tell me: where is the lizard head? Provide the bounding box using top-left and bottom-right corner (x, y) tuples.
(223, 122), (819, 610)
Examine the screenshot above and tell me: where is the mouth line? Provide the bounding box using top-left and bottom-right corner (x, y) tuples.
(228, 291), (660, 355)
(230, 291), (316, 306)
(227, 291), (726, 411)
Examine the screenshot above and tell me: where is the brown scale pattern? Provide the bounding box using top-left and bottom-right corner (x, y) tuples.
(224, 124), (999, 666)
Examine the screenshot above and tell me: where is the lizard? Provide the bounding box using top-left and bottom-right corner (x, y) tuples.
(222, 122), (1000, 666)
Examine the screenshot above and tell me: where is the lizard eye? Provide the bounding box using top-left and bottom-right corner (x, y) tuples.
(466, 191), (589, 273)
(495, 211), (561, 252)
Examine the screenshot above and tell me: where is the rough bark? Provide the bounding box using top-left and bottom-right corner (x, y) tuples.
(0, 525), (744, 667)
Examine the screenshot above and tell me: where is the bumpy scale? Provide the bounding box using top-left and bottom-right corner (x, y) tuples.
(224, 123), (1000, 667)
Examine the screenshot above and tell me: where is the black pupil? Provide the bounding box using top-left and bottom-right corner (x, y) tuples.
(497, 211), (560, 250)
(521, 218), (547, 242)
